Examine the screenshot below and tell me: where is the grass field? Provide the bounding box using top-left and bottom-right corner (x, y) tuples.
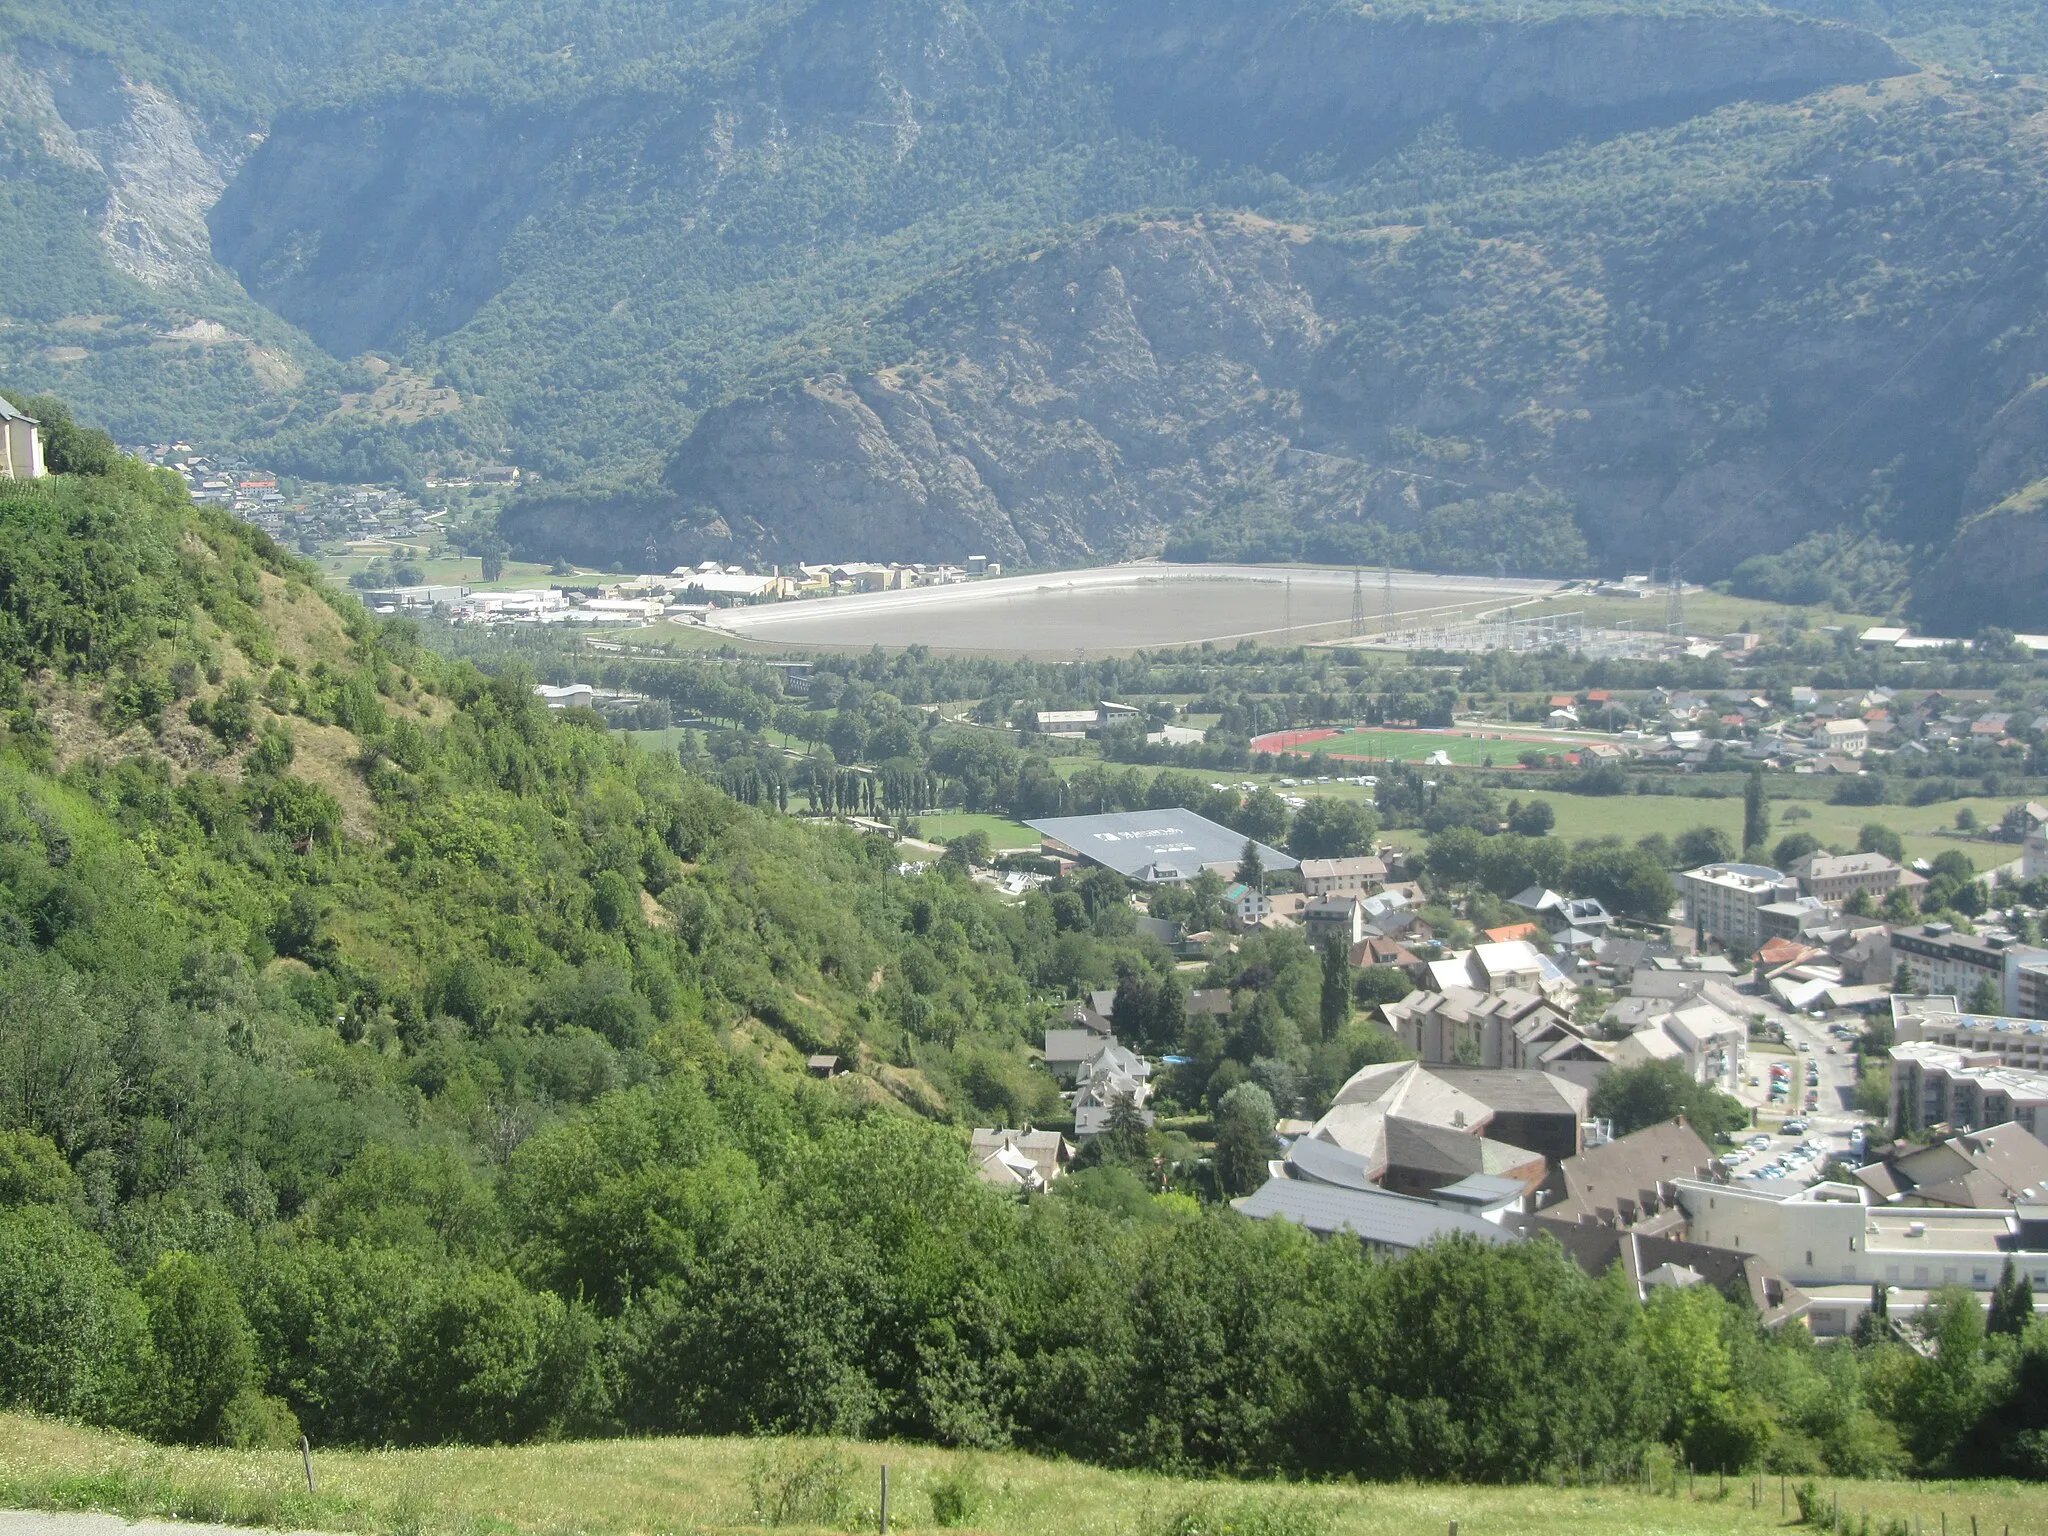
(317, 553), (578, 592)
(1512, 591), (1886, 638)
(915, 812), (1042, 849)
(1317, 729), (1502, 766)
(4, 1414), (2046, 1536)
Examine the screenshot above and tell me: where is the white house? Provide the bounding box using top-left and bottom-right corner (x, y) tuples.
(0, 398), (46, 480)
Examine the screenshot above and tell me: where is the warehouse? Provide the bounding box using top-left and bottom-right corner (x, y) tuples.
(1025, 808), (1296, 883)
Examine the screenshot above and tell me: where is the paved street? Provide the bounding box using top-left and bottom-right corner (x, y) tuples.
(0, 1517), (314, 1536)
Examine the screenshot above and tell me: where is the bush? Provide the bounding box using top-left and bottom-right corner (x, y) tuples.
(141, 1251), (260, 1444)
(0, 1205), (154, 1427)
(748, 1445), (859, 1527)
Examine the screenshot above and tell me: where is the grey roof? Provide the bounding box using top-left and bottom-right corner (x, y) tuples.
(1285, 1134), (1380, 1191)
(1427, 1068), (1590, 1118)
(1026, 808), (1297, 881)
(1234, 1177), (1516, 1249)
(1432, 1173), (1529, 1209)
(1043, 1028), (1107, 1064)
(0, 398), (35, 425)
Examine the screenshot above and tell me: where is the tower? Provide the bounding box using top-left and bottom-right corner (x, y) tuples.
(1350, 567), (1367, 637)
(1666, 565), (1685, 637)
(1382, 564), (1395, 635)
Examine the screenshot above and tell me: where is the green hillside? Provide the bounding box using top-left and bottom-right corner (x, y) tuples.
(3, 439), (2048, 1484)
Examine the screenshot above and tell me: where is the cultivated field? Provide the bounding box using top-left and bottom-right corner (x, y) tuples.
(4, 1414), (2046, 1536)
(706, 566), (1558, 656)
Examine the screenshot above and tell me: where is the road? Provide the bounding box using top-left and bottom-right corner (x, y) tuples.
(0, 1516), (321, 1536)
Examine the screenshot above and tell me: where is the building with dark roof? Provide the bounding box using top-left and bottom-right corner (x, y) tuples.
(1852, 1122), (2048, 1208)
(1427, 1067), (1591, 1164)
(1540, 1118), (1722, 1232)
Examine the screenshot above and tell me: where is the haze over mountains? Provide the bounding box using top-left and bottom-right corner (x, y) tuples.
(3, 0), (2048, 622)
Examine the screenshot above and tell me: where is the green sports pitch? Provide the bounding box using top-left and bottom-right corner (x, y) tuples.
(1306, 729), (1509, 766)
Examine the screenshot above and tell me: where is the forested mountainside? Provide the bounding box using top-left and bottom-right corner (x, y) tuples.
(7, 443), (2048, 1477)
(3, 0), (2048, 613)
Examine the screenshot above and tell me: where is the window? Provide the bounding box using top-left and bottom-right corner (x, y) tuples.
(1974, 1270), (1988, 1286)
(1886, 1266), (1900, 1282)
(1914, 1266), (1929, 1284)
(1805, 1250), (1814, 1268)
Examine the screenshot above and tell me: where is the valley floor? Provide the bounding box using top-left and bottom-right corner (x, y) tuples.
(3, 1414), (2046, 1536)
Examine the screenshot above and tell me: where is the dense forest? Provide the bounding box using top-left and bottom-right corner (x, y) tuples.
(1, 434), (2047, 1479)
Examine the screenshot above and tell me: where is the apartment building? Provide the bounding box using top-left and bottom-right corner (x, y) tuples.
(1788, 850), (1903, 905)
(1680, 863), (1799, 953)
(1890, 1041), (2048, 1139)
(1891, 924), (2048, 1015)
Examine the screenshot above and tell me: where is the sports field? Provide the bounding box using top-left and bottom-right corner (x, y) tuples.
(915, 812), (1043, 849)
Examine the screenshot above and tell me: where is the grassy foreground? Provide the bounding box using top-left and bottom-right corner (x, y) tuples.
(4, 1416), (2048, 1536)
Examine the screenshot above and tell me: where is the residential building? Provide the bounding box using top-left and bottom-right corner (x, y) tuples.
(1789, 851), (1903, 905)
(0, 397), (45, 480)
(1757, 895), (1834, 945)
(1471, 939), (1547, 995)
(1890, 1041), (2048, 1139)
(970, 1128), (1073, 1193)
(1298, 855), (1387, 895)
(1851, 1123), (2048, 1208)
(1891, 924), (2048, 1014)
(1680, 863), (1800, 953)
(1509, 886), (1614, 936)
(1379, 987), (1606, 1084)
(1302, 893), (1367, 949)
(1223, 883), (1271, 930)
(1539, 1119), (1721, 1231)
(2027, 827), (2048, 883)
(1043, 1027), (1112, 1085)
(1819, 718), (1868, 755)
(1892, 995), (2048, 1069)
(1071, 1042), (1154, 1138)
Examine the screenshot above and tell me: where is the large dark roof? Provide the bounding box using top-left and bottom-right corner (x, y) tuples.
(1429, 1068), (1589, 1117)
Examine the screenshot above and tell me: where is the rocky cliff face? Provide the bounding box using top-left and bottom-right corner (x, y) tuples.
(0, 42), (236, 288)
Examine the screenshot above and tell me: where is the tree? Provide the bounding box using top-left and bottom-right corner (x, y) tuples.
(1843, 888), (1875, 917)
(1772, 832), (1822, 869)
(141, 1251), (260, 1445)
(1506, 798), (1555, 837)
(1967, 977), (2001, 1015)
(1859, 823), (1906, 862)
(1233, 788), (1288, 846)
(1234, 839), (1264, 892)
(1988, 1257), (2035, 1336)
(1354, 965), (1412, 1005)
(1212, 1082), (1277, 1196)
(1319, 935), (1351, 1040)
(1743, 769), (1771, 856)
(945, 829), (992, 869)
(1288, 798), (1379, 859)
(1674, 825), (1735, 869)
(1567, 843), (1676, 922)
(1853, 1284), (1891, 1345)
(1588, 1061), (1747, 1138)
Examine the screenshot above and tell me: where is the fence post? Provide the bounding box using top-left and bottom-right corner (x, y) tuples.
(1450, 1522), (1459, 1536)
(300, 1436), (315, 1496)
(879, 1464), (889, 1536)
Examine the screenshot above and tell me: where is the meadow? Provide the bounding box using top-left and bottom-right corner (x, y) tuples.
(4, 1414), (2048, 1536)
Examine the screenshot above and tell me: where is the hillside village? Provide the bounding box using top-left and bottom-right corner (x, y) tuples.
(958, 782), (2048, 1341)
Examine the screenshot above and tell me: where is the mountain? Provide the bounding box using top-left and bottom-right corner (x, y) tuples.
(4, 0), (2048, 616)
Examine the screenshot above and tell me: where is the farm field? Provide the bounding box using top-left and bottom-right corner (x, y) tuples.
(3, 1413), (2046, 1536)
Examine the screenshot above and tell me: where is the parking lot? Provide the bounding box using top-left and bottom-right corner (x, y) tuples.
(1726, 1006), (1871, 1190)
